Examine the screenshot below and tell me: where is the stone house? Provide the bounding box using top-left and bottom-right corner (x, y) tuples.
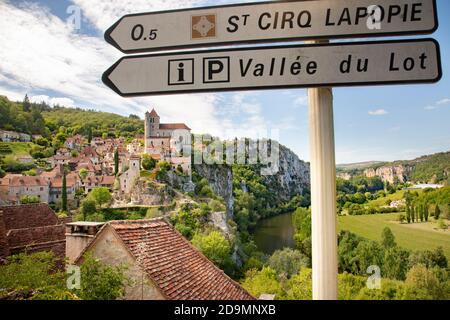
(119, 155), (140, 195)
(73, 219), (254, 300)
(81, 146), (99, 165)
(80, 175), (115, 194)
(1, 176), (50, 204)
(49, 174), (78, 205)
(0, 130), (20, 142)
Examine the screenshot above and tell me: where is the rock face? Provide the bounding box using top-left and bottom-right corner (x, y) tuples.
(364, 165), (413, 184)
(194, 163), (234, 219)
(262, 144), (310, 201)
(194, 143), (311, 217)
(113, 178), (175, 207)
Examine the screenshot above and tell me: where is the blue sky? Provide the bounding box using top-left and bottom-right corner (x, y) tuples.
(0, 0), (449, 164)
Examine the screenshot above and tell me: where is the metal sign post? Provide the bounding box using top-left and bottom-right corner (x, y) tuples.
(308, 39), (338, 300)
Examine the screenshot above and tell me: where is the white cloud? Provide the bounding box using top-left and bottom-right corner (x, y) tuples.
(424, 98), (450, 111)
(368, 109), (388, 116)
(29, 95), (76, 108)
(436, 98), (450, 105)
(71, 0), (207, 32)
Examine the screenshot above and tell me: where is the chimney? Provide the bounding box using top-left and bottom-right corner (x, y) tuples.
(0, 209), (10, 263)
(65, 221), (104, 263)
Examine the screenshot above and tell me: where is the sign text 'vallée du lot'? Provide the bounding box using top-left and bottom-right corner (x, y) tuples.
(105, 0), (438, 53)
(102, 39), (442, 97)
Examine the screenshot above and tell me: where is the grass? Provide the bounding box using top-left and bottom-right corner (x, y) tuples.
(367, 189), (423, 207)
(338, 213), (450, 258)
(0, 142), (34, 161)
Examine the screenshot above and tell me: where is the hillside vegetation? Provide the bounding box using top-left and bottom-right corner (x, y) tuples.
(0, 95), (144, 139)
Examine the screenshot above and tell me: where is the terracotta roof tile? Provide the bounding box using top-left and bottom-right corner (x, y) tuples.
(108, 219), (254, 300)
(159, 123), (191, 130)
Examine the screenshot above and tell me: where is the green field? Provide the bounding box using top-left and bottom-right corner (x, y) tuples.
(367, 189), (423, 207)
(338, 213), (450, 258)
(0, 142), (34, 161)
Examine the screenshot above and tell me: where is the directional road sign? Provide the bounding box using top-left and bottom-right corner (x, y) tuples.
(105, 0), (438, 54)
(102, 39), (441, 97)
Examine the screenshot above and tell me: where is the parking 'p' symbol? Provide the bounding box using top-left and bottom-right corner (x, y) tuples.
(168, 59), (194, 85)
(203, 57), (230, 83)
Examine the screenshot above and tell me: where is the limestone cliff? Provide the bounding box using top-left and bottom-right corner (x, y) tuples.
(194, 143), (310, 217)
(364, 165), (413, 184)
(193, 163), (234, 219)
(262, 144), (310, 201)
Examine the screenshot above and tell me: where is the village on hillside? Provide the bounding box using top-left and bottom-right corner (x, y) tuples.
(0, 108), (192, 209)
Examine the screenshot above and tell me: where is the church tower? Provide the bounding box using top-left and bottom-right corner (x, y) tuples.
(145, 108), (160, 151)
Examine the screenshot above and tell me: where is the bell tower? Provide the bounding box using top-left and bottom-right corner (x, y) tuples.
(145, 108), (160, 152)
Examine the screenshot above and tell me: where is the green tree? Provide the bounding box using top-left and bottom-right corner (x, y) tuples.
(382, 247), (409, 280)
(292, 208), (311, 258)
(80, 199), (96, 221)
(20, 195), (40, 204)
(381, 227), (396, 249)
(354, 240), (384, 275)
(88, 187), (112, 208)
(79, 168), (88, 179)
(61, 171), (67, 212)
(406, 204), (411, 223)
(114, 148), (119, 176)
(268, 248), (309, 278)
(241, 267), (285, 299)
(23, 94), (31, 112)
(87, 127), (92, 144)
(411, 206), (415, 223)
(76, 253), (128, 300)
(141, 154), (156, 171)
(404, 264), (448, 300)
(434, 205), (441, 219)
(0, 252), (65, 293)
(424, 203), (429, 222)
(286, 268), (313, 300)
(192, 231), (232, 271)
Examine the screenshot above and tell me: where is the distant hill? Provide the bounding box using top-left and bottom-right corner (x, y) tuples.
(337, 161), (385, 171)
(338, 152), (450, 184)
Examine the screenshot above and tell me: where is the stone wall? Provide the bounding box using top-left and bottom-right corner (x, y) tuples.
(0, 210), (10, 263)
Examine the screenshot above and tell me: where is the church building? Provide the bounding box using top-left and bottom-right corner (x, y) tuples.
(144, 108), (192, 174)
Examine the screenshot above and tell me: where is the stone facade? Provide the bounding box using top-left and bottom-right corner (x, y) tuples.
(119, 156), (141, 195)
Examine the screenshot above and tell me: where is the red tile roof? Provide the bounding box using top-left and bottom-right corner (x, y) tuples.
(159, 123), (191, 130)
(81, 219), (254, 300)
(0, 203), (60, 230)
(7, 176), (48, 187)
(148, 108), (159, 117)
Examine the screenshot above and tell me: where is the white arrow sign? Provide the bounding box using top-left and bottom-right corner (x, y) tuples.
(105, 0), (438, 53)
(102, 39), (441, 97)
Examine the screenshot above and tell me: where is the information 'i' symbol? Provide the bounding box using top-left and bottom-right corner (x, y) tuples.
(178, 63), (185, 82)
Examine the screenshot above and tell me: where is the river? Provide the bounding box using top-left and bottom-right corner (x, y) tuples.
(252, 212), (295, 255)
